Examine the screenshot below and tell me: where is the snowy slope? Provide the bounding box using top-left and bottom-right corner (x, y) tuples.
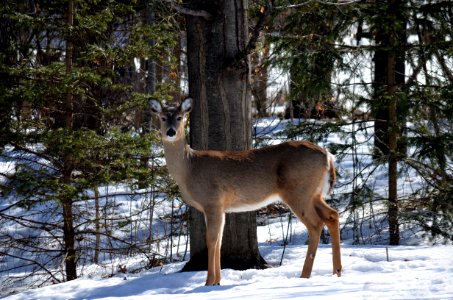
(3, 245), (452, 300)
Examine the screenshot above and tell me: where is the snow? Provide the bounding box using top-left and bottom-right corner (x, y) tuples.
(3, 245), (452, 300)
(2, 117), (452, 299)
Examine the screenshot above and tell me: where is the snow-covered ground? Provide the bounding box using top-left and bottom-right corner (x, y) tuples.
(2, 117), (452, 299)
(3, 245), (452, 299)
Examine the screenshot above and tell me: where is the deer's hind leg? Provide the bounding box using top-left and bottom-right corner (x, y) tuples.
(283, 192), (342, 278)
(282, 193), (324, 278)
(314, 197), (342, 277)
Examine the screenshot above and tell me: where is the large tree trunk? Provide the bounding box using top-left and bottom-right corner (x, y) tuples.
(182, 0), (266, 272)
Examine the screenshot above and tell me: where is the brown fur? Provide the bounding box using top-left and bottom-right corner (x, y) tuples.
(151, 98), (342, 286)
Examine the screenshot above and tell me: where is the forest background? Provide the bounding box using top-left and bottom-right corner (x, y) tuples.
(0, 0), (452, 296)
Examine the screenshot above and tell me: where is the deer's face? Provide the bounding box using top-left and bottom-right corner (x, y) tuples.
(150, 98), (192, 142)
(158, 106), (185, 142)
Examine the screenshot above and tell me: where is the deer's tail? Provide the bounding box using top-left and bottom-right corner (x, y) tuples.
(322, 151), (336, 197)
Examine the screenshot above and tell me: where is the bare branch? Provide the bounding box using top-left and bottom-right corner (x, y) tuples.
(166, 0), (213, 21)
(276, 0), (362, 10)
(435, 51), (453, 83)
(0, 250), (62, 283)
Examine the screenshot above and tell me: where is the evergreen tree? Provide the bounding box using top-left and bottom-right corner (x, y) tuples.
(270, 0), (452, 244)
(270, 1), (348, 119)
(0, 0), (178, 282)
(403, 0), (453, 241)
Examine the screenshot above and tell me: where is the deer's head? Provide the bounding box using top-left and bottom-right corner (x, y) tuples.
(150, 97), (193, 142)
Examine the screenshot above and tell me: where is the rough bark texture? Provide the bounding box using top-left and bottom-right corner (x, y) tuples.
(372, 0), (405, 245)
(372, 0), (406, 160)
(62, 0), (77, 281)
(182, 0), (266, 272)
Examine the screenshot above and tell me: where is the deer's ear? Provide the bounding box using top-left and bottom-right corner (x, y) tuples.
(150, 100), (162, 114)
(181, 97), (193, 114)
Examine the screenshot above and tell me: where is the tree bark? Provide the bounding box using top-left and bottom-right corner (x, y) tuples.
(387, 53), (400, 246)
(372, 0), (407, 160)
(62, 0), (77, 280)
(182, 0), (266, 272)
(94, 187), (101, 264)
(372, 0), (405, 245)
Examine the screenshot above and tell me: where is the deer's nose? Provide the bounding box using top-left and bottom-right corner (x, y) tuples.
(167, 128), (176, 137)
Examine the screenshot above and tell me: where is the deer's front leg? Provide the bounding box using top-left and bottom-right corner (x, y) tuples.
(204, 211), (225, 286)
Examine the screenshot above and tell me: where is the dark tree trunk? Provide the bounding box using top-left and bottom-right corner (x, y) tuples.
(182, 0), (266, 272)
(93, 187), (101, 264)
(62, 0), (77, 280)
(372, 48), (406, 159)
(372, 0), (407, 160)
(62, 197), (77, 280)
(387, 53), (400, 246)
(0, 11), (16, 148)
(372, 0), (406, 245)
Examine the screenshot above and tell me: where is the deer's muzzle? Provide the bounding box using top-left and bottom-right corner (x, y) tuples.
(166, 128), (176, 137)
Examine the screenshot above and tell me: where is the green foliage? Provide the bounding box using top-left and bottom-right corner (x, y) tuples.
(0, 0), (180, 284)
(270, 1), (351, 102)
(284, 120), (343, 144)
(269, 0), (453, 243)
(1, 0), (174, 181)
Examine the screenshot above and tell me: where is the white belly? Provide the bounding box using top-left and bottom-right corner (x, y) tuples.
(225, 194), (281, 213)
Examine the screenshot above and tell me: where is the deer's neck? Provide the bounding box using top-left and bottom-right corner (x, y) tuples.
(162, 137), (191, 188)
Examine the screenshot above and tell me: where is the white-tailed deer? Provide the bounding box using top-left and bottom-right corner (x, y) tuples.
(150, 97), (342, 286)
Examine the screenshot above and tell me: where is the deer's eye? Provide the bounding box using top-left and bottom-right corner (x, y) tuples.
(176, 116), (182, 121)
(161, 117), (167, 122)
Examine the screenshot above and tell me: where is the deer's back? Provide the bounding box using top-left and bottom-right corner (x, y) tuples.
(184, 141), (329, 211)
